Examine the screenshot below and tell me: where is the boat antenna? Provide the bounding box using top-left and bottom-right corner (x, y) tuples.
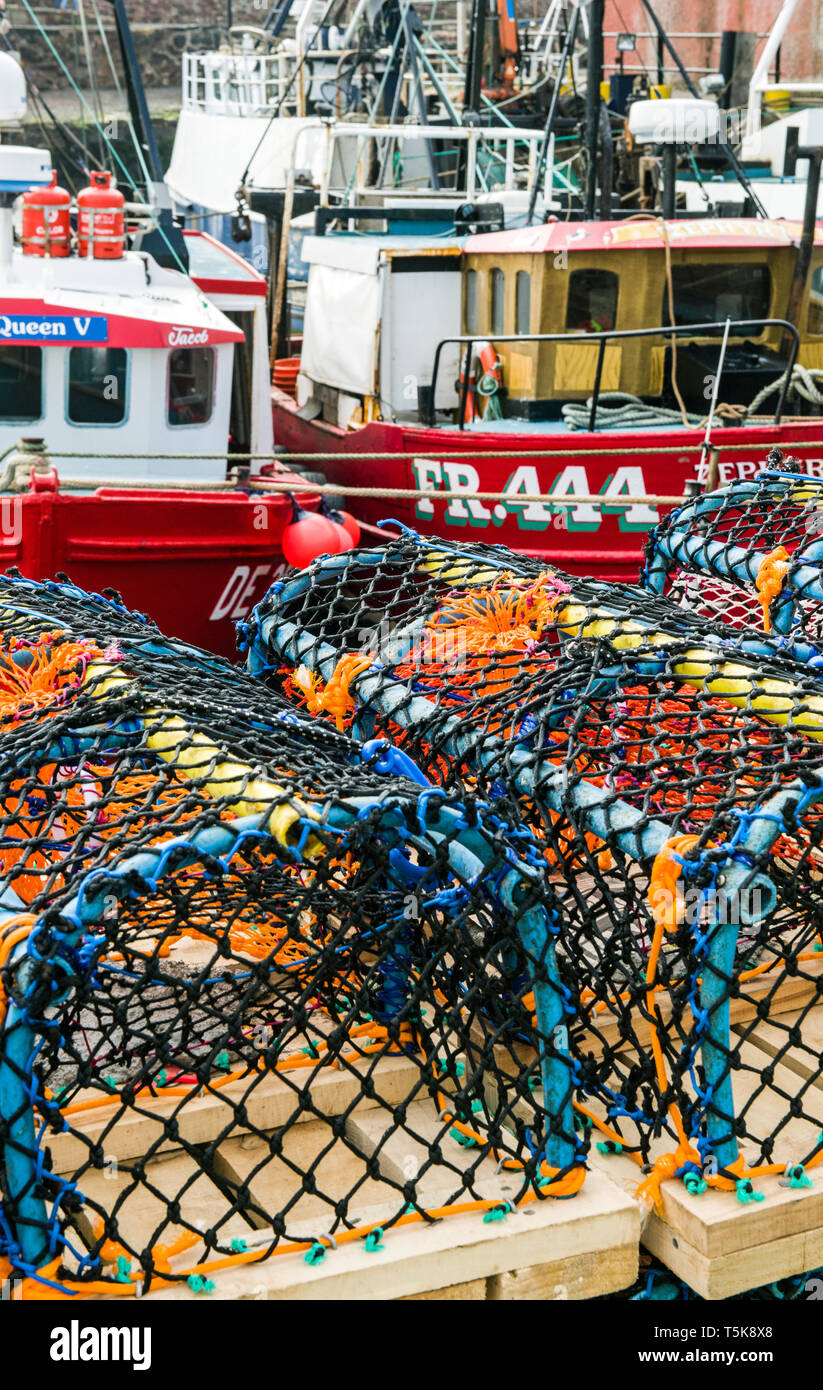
(106, 0), (163, 185)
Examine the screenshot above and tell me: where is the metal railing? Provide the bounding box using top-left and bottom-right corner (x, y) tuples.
(182, 50), (296, 116)
(318, 122), (546, 203)
(427, 319), (801, 432)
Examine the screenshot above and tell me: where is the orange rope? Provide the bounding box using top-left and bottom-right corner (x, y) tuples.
(755, 546), (791, 633)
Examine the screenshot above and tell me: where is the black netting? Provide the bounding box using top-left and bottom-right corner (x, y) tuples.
(643, 453), (823, 645)
(0, 571), (580, 1297)
(245, 530), (823, 1207)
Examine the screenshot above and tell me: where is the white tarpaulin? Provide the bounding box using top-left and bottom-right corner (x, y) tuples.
(300, 262), (380, 397)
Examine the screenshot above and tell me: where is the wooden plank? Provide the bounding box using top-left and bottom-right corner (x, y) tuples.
(49, 1053), (422, 1175)
(639, 1176), (823, 1300)
(73, 1149), (252, 1255)
(399, 1278), (488, 1301)
(211, 1119), (400, 1230)
(345, 1098), (525, 1207)
(144, 1167), (640, 1301)
(487, 1242), (638, 1300)
(733, 999), (823, 1093)
(585, 1008), (823, 1297)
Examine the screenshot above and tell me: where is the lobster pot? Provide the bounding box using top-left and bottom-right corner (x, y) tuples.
(77, 170), (125, 259)
(0, 572), (578, 1296)
(245, 533), (823, 1185)
(21, 172), (71, 258)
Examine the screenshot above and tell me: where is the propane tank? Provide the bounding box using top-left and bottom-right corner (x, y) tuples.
(77, 171), (125, 259)
(21, 171), (71, 257)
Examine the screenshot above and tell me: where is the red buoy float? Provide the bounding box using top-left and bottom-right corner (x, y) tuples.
(331, 510), (361, 547)
(282, 508), (353, 569)
(77, 171), (125, 259)
(21, 172), (71, 258)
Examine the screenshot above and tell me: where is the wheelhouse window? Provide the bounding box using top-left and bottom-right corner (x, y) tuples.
(566, 269), (618, 332)
(666, 264), (771, 333)
(168, 347), (214, 426)
(67, 347), (128, 425)
(515, 271), (531, 334)
(490, 268), (505, 335)
(464, 268), (478, 334)
(809, 265), (823, 335)
(0, 346), (42, 421)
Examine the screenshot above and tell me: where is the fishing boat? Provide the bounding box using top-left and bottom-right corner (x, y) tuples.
(271, 203), (823, 582)
(0, 131), (307, 657)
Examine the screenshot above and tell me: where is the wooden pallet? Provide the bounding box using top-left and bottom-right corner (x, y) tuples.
(53, 1047), (639, 1301)
(588, 974), (823, 1299)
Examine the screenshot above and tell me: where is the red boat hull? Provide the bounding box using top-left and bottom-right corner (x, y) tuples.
(272, 386), (823, 582)
(0, 485), (298, 658)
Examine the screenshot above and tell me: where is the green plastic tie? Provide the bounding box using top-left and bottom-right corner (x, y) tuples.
(304, 1241), (327, 1266)
(230, 1238), (248, 1252)
(483, 1201), (513, 1223)
(786, 1164), (813, 1190)
(449, 1126), (477, 1148)
(364, 1228), (384, 1252)
(735, 1178), (765, 1205)
(470, 1099), (483, 1114)
(596, 1140), (622, 1155)
(114, 1256), (132, 1284)
(684, 1173), (706, 1196)
(215, 1051), (231, 1072)
(301, 1041), (320, 1058)
(186, 1274), (214, 1293)
(156, 1069), (168, 1088)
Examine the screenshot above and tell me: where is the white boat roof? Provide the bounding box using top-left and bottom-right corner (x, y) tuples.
(301, 233), (464, 277)
(0, 248), (243, 349)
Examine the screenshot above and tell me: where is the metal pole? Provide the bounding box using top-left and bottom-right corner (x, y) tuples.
(701, 315), (731, 490)
(526, 3), (579, 225)
(661, 142), (676, 218)
(584, 0), (604, 219)
(404, 8), (440, 189)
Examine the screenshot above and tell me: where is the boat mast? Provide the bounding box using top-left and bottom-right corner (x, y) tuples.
(105, 0), (189, 269)
(583, 0), (604, 218)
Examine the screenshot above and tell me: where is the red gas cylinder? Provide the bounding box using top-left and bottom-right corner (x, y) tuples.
(21, 172), (71, 257)
(77, 171), (125, 259)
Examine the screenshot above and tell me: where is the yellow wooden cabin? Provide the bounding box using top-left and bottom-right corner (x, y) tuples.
(461, 218), (823, 416)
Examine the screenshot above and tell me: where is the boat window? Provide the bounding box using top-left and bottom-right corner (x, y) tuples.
(67, 348), (128, 426)
(566, 269), (618, 332)
(808, 265), (823, 335)
(0, 346), (42, 421)
(168, 347), (214, 426)
(666, 264), (771, 333)
(465, 269), (478, 334)
(516, 271), (531, 334)
(490, 268), (505, 335)
(226, 310), (253, 457)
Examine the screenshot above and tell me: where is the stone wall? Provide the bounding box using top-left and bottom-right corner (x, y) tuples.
(7, 0), (823, 100)
(4, 0), (259, 93)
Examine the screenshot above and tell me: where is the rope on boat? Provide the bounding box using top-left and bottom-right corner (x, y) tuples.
(36, 436), (823, 460)
(746, 365), (823, 416)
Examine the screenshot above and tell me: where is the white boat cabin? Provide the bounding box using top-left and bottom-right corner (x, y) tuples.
(1, 211), (273, 483)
